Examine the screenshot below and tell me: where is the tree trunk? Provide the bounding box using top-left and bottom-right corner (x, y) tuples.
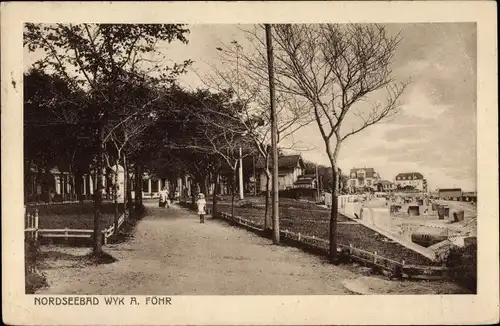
(124, 155), (132, 216)
(36, 165), (43, 203)
(134, 163), (142, 211)
(230, 171), (236, 218)
(122, 157), (127, 211)
(264, 170), (271, 230)
(24, 159), (29, 204)
(329, 166), (338, 264)
(197, 173), (208, 197)
(68, 160), (76, 201)
(212, 173), (219, 218)
(75, 170), (83, 203)
(113, 158), (119, 232)
(204, 176), (209, 198)
(93, 122), (104, 255)
(191, 177), (197, 208)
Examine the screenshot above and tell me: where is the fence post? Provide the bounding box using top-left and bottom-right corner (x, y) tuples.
(34, 208), (39, 241)
(64, 228), (68, 241)
(374, 251), (378, 265)
(349, 243), (353, 255)
(298, 232), (301, 241)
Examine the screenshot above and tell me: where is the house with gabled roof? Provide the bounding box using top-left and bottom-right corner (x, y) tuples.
(255, 154), (305, 191)
(394, 172), (427, 192)
(348, 167), (380, 192)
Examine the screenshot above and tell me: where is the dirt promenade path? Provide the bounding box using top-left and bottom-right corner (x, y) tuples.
(37, 201), (359, 295)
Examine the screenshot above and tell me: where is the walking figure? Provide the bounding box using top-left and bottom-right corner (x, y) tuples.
(196, 193), (206, 223)
(159, 186), (169, 208)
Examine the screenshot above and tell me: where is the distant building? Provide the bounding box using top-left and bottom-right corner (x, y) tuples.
(348, 167), (380, 192)
(293, 174), (317, 189)
(375, 180), (395, 192)
(25, 165), (77, 203)
(438, 188), (462, 200)
(256, 155), (305, 191)
(461, 191), (477, 203)
(394, 172), (427, 192)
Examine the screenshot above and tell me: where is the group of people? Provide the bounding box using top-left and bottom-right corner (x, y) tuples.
(158, 186), (207, 224)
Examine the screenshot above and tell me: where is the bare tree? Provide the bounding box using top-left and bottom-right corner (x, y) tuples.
(231, 24), (409, 262)
(161, 87), (255, 218)
(102, 75), (163, 230)
(194, 39), (314, 229)
(270, 24), (409, 262)
(198, 115), (254, 218)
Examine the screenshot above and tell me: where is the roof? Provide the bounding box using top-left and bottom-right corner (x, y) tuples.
(438, 188), (462, 192)
(375, 180), (393, 185)
(395, 172), (424, 180)
(255, 155), (303, 170)
(349, 167), (376, 178)
(293, 174), (316, 185)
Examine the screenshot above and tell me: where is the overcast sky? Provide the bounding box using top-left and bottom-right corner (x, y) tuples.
(24, 23), (477, 191)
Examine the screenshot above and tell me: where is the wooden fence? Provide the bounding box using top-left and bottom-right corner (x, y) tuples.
(24, 206), (126, 244)
(217, 210), (449, 280)
(25, 207), (39, 241)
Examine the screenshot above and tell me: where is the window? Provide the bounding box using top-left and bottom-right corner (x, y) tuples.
(151, 180), (159, 193)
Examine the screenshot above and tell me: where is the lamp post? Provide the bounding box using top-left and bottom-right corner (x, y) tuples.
(238, 131), (249, 200)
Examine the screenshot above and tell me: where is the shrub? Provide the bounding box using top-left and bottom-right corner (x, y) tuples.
(446, 243), (477, 292)
(25, 238), (47, 294)
(238, 201), (258, 209)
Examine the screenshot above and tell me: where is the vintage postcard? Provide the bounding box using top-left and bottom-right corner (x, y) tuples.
(1, 1), (498, 325)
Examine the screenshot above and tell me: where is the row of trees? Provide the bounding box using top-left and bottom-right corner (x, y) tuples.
(24, 23), (407, 262)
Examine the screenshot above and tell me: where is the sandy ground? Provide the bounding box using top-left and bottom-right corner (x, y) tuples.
(36, 201), (469, 295)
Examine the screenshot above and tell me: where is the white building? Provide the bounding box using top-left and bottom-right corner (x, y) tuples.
(394, 172), (427, 192)
(349, 167), (380, 192)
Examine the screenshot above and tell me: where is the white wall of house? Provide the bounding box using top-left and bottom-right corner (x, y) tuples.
(259, 167), (302, 192)
(278, 170), (296, 190)
(259, 171), (268, 192)
(349, 177), (378, 189)
(394, 179), (424, 191)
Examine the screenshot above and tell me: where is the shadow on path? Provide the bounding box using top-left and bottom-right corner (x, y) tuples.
(36, 201), (467, 295)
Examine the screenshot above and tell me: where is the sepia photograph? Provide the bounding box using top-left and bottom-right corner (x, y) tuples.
(2, 1), (498, 325)
(22, 21), (478, 296)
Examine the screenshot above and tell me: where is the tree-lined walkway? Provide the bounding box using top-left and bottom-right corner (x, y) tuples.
(37, 201), (357, 295)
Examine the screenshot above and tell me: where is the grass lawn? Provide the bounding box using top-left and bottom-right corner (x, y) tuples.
(208, 196), (435, 266)
(34, 202), (123, 230)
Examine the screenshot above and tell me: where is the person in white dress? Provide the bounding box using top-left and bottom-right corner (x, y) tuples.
(196, 193), (207, 223)
(159, 186), (169, 208)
